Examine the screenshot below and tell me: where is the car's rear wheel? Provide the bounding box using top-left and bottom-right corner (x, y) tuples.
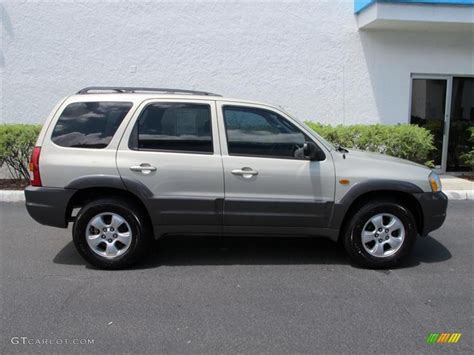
(73, 198), (150, 269)
(342, 199), (417, 269)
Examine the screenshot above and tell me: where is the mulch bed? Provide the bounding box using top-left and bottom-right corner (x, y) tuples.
(0, 179), (29, 190)
(459, 174), (474, 182)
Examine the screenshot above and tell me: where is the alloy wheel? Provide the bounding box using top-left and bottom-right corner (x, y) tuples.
(85, 212), (132, 259)
(360, 213), (405, 258)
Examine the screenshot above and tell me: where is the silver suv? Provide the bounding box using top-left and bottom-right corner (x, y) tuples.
(25, 87), (448, 269)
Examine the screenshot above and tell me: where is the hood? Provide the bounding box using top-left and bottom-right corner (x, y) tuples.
(346, 149), (426, 168)
(331, 148), (433, 193)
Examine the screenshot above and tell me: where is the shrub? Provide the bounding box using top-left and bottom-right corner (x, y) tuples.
(304, 122), (436, 166)
(0, 124), (42, 181)
(460, 127), (474, 169)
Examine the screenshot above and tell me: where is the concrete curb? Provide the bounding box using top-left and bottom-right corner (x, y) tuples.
(0, 190), (472, 202)
(0, 191), (25, 202)
(443, 190), (474, 201)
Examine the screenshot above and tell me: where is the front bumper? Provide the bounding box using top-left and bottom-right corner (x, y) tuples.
(414, 191), (448, 236)
(24, 186), (76, 228)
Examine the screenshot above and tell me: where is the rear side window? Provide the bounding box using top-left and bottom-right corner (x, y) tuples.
(51, 102), (132, 148)
(129, 103), (213, 153)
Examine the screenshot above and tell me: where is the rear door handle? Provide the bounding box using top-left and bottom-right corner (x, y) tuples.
(231, 167), (258, 178)
(130, 164), (157, 174)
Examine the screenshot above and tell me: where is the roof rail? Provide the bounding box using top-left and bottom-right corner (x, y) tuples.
(77, 86), (222, 96)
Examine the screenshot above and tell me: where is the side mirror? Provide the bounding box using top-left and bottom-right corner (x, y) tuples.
(303, 142), (325, 161)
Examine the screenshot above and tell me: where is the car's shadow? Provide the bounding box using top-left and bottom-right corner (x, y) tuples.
(53, 234), (451, 270)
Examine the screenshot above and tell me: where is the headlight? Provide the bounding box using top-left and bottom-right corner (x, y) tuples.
(428, 172), (442, 192)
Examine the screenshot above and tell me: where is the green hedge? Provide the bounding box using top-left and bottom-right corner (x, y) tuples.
(0, 124), (42, 181)
(305, 122), (436, 166)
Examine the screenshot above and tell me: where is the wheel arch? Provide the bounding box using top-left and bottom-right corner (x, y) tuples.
(330, 180), (425, 240)
(65, 175), (154, 235)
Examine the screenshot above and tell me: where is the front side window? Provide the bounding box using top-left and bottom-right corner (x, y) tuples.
(129, 103), (213, 153)
(51, 101), (132, 148)
(223, 106), (310, 159)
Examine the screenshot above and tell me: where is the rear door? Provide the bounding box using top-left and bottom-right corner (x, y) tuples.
(116, 99), (224, 234)
(216, 102), (335, 234)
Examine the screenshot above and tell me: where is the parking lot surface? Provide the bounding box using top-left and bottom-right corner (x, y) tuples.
(1, 201), (472, 353)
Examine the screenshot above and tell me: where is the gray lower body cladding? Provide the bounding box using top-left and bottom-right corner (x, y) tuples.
(329, 191), (448, 237)
(413, 191), (448, 236)
(24, 186), (338, 239)
(24, 185), (447, 240)
(145, 197), (338, 239)
(24, 186), (76, 228)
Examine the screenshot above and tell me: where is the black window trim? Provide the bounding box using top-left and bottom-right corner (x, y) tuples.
(222, 104), (321, 161)
(50, 101), (134, 150)
(128, 101), (215, 155)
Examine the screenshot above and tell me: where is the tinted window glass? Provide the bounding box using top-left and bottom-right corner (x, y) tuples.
(130, 103), (213, 153)
(223, 106), (308, 159)
(410, 79), (447, 167)
(52, 102), (132, 148)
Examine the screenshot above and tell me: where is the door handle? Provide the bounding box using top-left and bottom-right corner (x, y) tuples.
(231, 167), (258, 178)
(130, 164), (157, 174)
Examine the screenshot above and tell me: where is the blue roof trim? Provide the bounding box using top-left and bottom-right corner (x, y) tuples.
(355, 0), (474, 13)
(355, 0), (376, 13)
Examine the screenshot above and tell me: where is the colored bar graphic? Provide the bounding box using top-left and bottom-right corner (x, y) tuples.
(426, 333), (462, 344)
(449, 333), (462, 343)
(426, 333), (439, 344)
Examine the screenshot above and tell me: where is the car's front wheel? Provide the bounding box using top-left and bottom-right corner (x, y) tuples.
(73, 198), (150, 269)
(342, 199), (417, 269)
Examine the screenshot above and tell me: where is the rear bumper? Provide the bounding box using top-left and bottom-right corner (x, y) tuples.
(24, 186), (76, 228)
(414, 191), (448, 236)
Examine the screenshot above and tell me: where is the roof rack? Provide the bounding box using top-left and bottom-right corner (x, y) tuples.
(77, 86), (222, 96)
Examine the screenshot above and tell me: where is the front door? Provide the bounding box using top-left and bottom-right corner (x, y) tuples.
(116, 99), (224, 232)
(216, 102), (335, 233)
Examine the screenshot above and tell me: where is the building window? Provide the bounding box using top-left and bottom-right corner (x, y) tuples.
(410, 75), (473, 172)
(410, 78), (447, 168)
(448, 77), (474, 171)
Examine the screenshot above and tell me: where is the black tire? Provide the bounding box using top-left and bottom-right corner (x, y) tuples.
(342, 199), (417, 269)
(73, 197), (151, 269)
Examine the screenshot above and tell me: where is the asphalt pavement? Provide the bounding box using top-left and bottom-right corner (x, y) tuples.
(0, 201), (472, 354)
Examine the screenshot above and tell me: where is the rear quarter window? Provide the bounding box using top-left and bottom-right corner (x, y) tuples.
(51, 101), (132, 148)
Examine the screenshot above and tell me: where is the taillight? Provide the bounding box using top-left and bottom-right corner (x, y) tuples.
(29, 146), (42, 187)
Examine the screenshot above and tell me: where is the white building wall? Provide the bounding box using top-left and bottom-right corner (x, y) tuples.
(1, 0), (473, 125)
